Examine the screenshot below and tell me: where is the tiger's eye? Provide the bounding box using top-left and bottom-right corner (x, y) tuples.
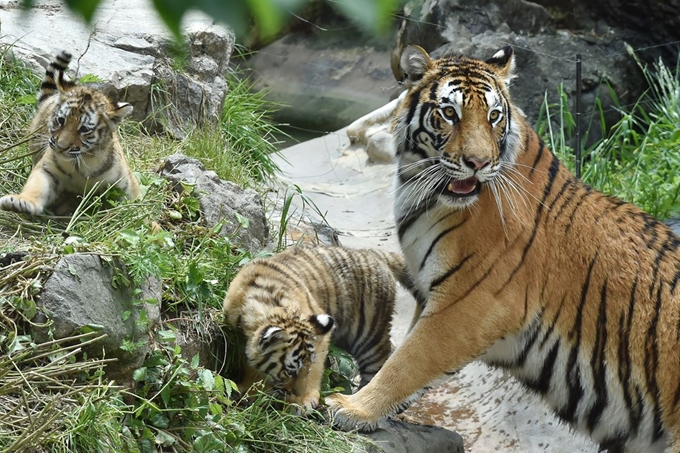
(443, 106), (457, 119)
(489, 110), (501, 122)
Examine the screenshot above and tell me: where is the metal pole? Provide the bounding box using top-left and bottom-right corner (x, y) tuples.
(575, 54), (582, 179)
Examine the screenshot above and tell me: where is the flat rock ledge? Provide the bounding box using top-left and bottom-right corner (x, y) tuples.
(363, 419), (465, 453)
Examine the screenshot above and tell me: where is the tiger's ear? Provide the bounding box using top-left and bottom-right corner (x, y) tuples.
(109, 102), (134, 124)
(486, 46), (516, 85)
(309, 314), (334, 335)
(258, 326), (285, 349)
(400, 45), (432, 86)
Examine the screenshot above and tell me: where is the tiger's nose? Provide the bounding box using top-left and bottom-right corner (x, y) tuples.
(462, 157), (490, 171)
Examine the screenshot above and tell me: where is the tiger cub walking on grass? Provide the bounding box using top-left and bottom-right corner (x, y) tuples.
(0, 50), (140, 216)
(222, 245), (411, 410)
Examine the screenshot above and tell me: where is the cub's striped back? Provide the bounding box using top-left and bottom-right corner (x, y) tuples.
(223, 245), (411, 409)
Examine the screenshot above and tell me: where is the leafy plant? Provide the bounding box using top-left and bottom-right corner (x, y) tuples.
(127, 329), (238, 451)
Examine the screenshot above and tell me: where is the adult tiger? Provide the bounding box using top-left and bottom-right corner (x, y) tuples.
(0, 50), (140, 216)
(327, 45), (680, 453)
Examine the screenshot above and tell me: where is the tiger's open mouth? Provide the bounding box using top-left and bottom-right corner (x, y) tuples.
(445, 176), (481, 198)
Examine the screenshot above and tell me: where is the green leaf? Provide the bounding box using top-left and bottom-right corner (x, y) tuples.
(191, 354), (200, 369)
(160, 385), (173, 407)
(234, 212), (249, 229)
(151, 0), (188, 39)
(329, 0), (404, 34)
(63, 0), (103, 23)
(198, 368), (215, 391)
(154, 430), (176, 447)
(149, 410), (170, 428)
(133, 367), (147, 382)
(193, 433), (226, 453)
(158, 329), (177, 342)
(168, 209), (182, 220)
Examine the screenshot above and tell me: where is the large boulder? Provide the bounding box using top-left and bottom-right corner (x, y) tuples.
(33, 253), (161, 380)
(160, 154), (269, 254)
(0, 0), (234, 138)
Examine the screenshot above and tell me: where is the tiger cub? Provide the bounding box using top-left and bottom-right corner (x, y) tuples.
(222, 245), (412, 409)
(0, 50), (140, 216)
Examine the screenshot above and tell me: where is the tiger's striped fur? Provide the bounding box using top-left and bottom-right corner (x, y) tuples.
(222, 245), (411, 410)
(327, 45), (680, 453)
(0, 50), (140, 216)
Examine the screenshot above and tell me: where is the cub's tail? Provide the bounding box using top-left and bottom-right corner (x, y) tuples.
(39, 50), (72, 105)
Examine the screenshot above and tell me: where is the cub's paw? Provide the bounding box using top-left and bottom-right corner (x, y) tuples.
(288, 392), (319, 415)
(0, 195), (42, 215)
(325, 393), (383, 432)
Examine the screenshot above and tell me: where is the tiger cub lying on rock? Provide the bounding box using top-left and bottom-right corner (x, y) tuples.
(0, 50), (140, 216)
(222, 245), (412, 409)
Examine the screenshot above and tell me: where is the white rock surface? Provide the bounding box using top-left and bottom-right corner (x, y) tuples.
(0, 0), (233, 136)
(270, 120), (599, 453)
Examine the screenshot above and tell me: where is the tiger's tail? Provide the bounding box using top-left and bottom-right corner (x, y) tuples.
(39, 51), (72, 105)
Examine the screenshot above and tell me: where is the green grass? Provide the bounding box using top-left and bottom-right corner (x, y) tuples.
(0, 47), (365, 453)
(538, 49), (680, 220)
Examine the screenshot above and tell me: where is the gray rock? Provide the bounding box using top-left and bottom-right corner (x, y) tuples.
(665, 217), (680, 235)
(363, 419), (464, 453)
(33, 253), (161, 379)
(160, 154), (268, 254)
(0, 0), (234, 137)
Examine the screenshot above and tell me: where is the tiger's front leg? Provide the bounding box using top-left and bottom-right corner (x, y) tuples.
(0, 166), (59, 215)
(289, 336), (331, 411)
(326, 293), (512, 432)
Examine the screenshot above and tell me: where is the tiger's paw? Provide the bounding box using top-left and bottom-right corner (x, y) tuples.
(0, 195), (42, 215)
(288, 392), (319, 415)
(325, 393), (383, 432)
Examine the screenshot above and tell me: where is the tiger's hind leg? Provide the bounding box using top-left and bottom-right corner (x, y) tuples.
(0, 166), (59, 215)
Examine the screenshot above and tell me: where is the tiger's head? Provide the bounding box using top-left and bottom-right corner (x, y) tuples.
(46, 84), (132, 160)
(246, 313), (335, 390)
(394, 45), (523, 210)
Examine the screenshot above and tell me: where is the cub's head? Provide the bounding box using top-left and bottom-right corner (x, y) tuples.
(246, 313), (334, 389)
(46, 83), (132, 159)
(395, 45), (523, 209)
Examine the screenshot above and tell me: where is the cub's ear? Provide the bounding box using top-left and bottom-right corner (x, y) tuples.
(258, 326), (285, 349)
(400, 45), (432, 86)
(485, 46), (515, 85)
(109, 102), (134, 124)
(309, 314), (334, 335)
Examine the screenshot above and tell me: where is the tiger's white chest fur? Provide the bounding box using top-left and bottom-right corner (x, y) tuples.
(481, 317), (667, 453)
